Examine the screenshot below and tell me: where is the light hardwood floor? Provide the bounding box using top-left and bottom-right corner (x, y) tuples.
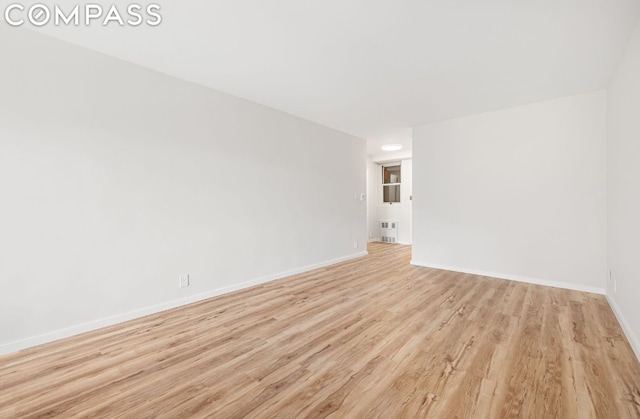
(1, 243), (639, 418)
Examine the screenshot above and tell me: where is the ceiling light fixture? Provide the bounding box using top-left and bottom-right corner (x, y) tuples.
(381, 144), (403, 152)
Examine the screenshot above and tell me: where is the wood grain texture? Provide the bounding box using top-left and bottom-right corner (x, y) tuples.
(1, 243), (639, 418)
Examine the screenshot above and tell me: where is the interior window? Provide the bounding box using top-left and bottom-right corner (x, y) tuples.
(382, 165), (401, 203)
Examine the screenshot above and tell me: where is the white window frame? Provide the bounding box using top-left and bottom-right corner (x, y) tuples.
(381, 163), (401, 205)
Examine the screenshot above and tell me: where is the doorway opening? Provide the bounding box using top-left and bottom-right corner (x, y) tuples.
(366, 158), (412, 245)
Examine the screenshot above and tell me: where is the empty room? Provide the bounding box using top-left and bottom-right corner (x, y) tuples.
(2, 1), (640, 417)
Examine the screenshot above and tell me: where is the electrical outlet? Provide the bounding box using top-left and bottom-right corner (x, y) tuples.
(179, 274), (190, 288)
(353, 241), (358, 249)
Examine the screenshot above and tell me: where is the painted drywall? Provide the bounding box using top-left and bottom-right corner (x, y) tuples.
(367, 159), (413, 244)
(412, 91), (607, 293)
(0, 27), (367, 353)
(607, 20), (640, 359)
(369, 150), (413, 163)
(366, 158), (380, 241)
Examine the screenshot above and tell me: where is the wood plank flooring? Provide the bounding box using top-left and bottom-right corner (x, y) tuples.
(1, 243), (639, 418)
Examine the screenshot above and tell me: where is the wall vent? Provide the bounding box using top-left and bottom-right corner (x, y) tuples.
(380, 221), (398, 244)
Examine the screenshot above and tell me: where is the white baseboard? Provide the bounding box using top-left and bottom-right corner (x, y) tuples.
(0, 251), (368, 356)
(368, 238), (413, 246)
(409, 261), (638, 363)
(606, 294), (640, 362)
(410, 260), (605, 295)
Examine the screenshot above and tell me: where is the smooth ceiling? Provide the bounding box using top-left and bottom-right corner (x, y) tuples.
(26, 0), (640, 154)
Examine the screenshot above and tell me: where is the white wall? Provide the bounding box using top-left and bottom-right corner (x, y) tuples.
(0, 27), (367, 354)
(412, 91), (607, 293)
(607, 20), (640, 359)
(367, 158), (412, 244)
(366, 158), (380, 241)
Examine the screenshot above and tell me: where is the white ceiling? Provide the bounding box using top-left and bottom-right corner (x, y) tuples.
(27, 0), (640, 155)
